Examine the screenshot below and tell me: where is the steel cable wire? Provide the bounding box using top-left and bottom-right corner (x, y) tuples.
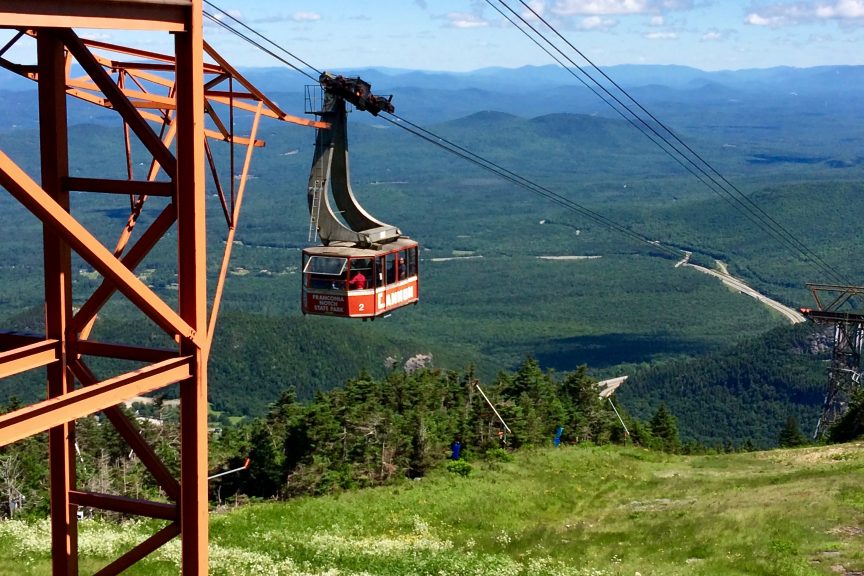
(203, 0), (839, 280)
(381, 113), (685, 259)
(494, 0), (848, 284)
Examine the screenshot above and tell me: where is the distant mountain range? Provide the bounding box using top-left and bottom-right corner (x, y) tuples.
(238, 63), (864, 94)
(0, 64), (862, 129)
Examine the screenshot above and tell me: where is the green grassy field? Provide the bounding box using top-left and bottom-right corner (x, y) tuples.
(0, 442), (861, 575)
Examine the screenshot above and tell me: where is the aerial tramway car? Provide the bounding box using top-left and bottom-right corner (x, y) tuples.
(302, 238), (419, 318)
(301, 73), (419, 319)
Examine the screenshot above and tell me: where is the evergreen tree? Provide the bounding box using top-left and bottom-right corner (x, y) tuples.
(271, 388), (311, 473)
(649, 404), (681, 453)
(245, 420), (284, 497)
(3, 360), (684, 505)
(407, 412), (432, 478)
(497, 357), (566, 447)
(829, 388), (864, 443)
(777, 415), (807, 448)
(625, 419), (654, 448)
(560, 367), (612, 444)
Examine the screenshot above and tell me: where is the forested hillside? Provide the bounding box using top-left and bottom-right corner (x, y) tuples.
(0, 64), (861, 445)
(620, 323), (829, 448)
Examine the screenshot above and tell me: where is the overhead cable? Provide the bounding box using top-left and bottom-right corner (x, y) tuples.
(202, 5), (319, 82)
(513, 0), (846, 285)
(490, 0), (848, 284)
(382, 113), (684, 258)
(484, 2), (724, 193)
(203, 0), (847, 281)
(201, 1), (685, 259)
(203, 0), (321, 77)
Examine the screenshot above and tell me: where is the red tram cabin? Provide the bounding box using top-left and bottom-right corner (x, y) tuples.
(301, 238), (419, 319)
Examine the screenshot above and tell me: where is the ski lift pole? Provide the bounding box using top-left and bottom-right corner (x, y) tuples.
(607, 398), (630, 439)
(208, 458), (251, 481)
(475, 383), (512, 434)
(597, 376), (630, 440)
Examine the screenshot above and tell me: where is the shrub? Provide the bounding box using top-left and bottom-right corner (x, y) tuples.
(446, 460), (472, 477)
(485, 447), (514, 462)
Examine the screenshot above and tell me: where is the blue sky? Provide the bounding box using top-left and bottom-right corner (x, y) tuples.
(87, 1), (864, 71)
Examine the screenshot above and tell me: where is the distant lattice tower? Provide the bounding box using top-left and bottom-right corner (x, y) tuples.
(800, 284), (864, 439)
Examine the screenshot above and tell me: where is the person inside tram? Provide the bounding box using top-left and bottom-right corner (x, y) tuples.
(348, 268), (366, 290)
(348, 259), (372, 290)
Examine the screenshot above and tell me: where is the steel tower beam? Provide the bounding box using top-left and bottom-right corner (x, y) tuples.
(0, 2), (207, 573)
(0, 3), (322, 571)
(0, 0), (192, 31)
(37, 27), (77, 575)
(174, 7), (209, 573)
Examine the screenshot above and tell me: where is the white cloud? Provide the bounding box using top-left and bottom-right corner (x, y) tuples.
(208, 8), (242, 22)
(245, 10), (307, 25)
(745, 10), (803, 27)
(579, 15), (619, 29)
(815, 0), (864, 19)
(645, 30), (678, 39)
(659, 0), (693, 9)
(446, 12), (490, 28)
(526, 0), (547, 15)
(553, 0), (651, 15)
(746, 1), (864, 28)
(81, 32), (112, 41)
(292, 11), (321, 23)
(521, 0), (547, 21)
(745, 13), (778, 26)
(650, 15), (665, 25)
(701, 29), (724, 41)
(809, 31), (835, 40)
(551, 0), (692, 15)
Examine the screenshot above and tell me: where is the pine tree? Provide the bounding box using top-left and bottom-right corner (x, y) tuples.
(829, 388), (864, 443)
(777, 416), (807, 448)
(649, 404), (681, 453)
(560, 367), (608, 444)
(245, 421), (284, 497)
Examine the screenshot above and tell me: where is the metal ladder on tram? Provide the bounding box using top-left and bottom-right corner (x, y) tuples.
(307, 180), (323, 242)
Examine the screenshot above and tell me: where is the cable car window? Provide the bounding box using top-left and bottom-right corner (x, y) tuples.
(395, 251), (406, 281)
(303, 256), (348, 290)
(386, 253), (396, 284)
(405, 247), (417, 278)
(347, 258), (372, 290)
(303, 256), (348, 276)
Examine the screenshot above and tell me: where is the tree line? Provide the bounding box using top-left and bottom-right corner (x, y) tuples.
(3, 355), (861, 519)
(211, 357), (683, 501)
(0, 358), (676, 517)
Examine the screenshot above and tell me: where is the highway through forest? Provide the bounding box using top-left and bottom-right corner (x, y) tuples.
(676, 255), (806, 325)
